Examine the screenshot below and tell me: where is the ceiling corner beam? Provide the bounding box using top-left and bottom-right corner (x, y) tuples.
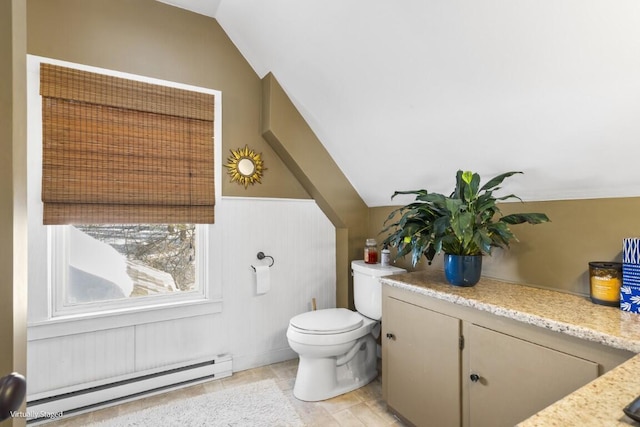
(261, 72), (369, 309)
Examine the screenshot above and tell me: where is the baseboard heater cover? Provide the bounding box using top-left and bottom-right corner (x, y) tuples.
(27, 355), (232, 422)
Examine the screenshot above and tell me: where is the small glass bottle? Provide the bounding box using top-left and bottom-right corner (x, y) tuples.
(364, 238), (378, 264)
(381, 245), (391, 267)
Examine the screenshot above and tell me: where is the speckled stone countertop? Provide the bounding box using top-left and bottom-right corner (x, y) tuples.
(381, 270), (640, 353)
(380, 270), (640, 426)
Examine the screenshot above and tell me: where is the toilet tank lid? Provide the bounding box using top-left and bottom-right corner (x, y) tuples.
(290, 308), (363, 334)
(351, 260), (406, 277)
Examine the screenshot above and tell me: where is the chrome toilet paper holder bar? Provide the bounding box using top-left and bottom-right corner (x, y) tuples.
(251, 251), (274, 271)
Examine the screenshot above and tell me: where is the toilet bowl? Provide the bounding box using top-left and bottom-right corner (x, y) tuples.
(287, 261), (406, 401)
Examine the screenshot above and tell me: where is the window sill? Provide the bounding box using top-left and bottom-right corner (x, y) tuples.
(27, 298), (223, 341)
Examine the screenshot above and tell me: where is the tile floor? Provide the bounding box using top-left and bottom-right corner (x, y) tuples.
(43, 359), (405, 426)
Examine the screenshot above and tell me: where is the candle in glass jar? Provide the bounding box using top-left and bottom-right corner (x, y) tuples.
(589, 262), (622, 306)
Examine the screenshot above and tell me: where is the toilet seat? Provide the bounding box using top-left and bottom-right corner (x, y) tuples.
(289, 308), (363, 335)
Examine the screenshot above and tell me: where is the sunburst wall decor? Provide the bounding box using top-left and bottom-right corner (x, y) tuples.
(224, 145), (266, 188)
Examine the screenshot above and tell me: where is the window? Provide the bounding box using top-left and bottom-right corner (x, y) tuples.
(50, 223), (209, 316)
(74, 224), (198, 295)
(27, 55), (222, 323)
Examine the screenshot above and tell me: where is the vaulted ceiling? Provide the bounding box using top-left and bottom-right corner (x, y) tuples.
(159, 0), (640, 207)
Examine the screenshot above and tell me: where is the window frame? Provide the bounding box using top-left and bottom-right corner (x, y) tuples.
(26, 55), (223, 339)
(49, 224), (210, 318)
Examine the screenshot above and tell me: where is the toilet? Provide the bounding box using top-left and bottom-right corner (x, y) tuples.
(286, 260), (406, 401)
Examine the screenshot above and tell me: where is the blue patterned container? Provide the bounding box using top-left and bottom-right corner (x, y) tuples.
(623, 238), (640, 264)
(620, 284), (640, 313)
(622, 238), (640, 313)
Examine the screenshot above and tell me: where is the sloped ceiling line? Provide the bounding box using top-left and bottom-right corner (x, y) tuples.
(161, 0), (640, 207)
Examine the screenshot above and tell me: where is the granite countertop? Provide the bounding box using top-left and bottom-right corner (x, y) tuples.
(380, 270), (640, 426)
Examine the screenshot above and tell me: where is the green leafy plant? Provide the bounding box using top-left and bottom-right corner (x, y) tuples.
(381, 170), (550, 267)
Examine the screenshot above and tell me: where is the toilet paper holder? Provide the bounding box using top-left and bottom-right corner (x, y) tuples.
(251, 251), (275, 271)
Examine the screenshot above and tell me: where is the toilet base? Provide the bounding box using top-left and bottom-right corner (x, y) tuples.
(292, 335), (378, 402)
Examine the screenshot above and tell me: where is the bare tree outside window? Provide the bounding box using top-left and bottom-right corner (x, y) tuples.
(73, 224), (196, 301)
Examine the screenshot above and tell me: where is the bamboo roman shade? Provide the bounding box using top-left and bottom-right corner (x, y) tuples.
(40, 63), (215, 224)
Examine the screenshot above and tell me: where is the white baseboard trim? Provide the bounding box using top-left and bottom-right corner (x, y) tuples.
(26, 355), (232, 423)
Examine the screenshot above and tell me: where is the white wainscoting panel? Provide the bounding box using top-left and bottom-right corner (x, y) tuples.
(27, 327), (135, 395)
(218, 197), (336, 371)
(134, 314), (218, 371)
(26, 197), (336, 398)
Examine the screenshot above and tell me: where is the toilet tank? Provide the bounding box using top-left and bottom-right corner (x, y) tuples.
(352, 260), (406, 320)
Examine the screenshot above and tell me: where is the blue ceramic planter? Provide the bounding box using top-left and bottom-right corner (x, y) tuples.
(444, 254), (482, 287)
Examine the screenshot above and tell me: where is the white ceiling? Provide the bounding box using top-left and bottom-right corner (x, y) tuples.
(161, 0), (640, 207)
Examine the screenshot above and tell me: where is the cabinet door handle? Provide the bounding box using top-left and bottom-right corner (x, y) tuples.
(470, 373), (481, 382)
(386, 333), (396, 340)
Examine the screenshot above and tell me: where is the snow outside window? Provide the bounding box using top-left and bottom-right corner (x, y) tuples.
(50, 224), (209, 317)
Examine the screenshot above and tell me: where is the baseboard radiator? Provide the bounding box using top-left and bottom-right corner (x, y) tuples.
(26, 355), (232, 423)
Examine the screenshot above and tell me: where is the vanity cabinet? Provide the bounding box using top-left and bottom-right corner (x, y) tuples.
(466, 323), (597, 427)
(384, 297), (461, 427)
(382, 284), (632, 427)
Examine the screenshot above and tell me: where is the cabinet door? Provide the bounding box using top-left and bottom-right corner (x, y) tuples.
(384, 297), (461, 427)
(467, 324), (598, 427)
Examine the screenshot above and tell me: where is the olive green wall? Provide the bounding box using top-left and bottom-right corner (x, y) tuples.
(370, 198), (640, 296)
(262, 74), (370, 308)
(26, 0), (367, 308)
(1, 0), (28, 425)
(27, 0), (309, 200)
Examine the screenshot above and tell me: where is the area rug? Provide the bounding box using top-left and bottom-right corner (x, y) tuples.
(89, 379), (304, 427)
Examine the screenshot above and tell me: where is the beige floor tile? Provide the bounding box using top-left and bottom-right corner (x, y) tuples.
(40, 358), (403, 427)
(285, 393), (337, 426)
(365, 398), (403, 425)
(332, 408), (367, 427)
(348, 402), (391, 426)
(303, 414), (342, 427)
(244, 365), (275, 381)
(268, 359), (299, 380)
(200, 378), (225, 393)
(317, 391), (364, 414)
(353, 378), (382, 402)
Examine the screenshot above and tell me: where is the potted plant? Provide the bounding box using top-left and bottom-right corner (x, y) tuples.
(381, 170), (550, 286)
